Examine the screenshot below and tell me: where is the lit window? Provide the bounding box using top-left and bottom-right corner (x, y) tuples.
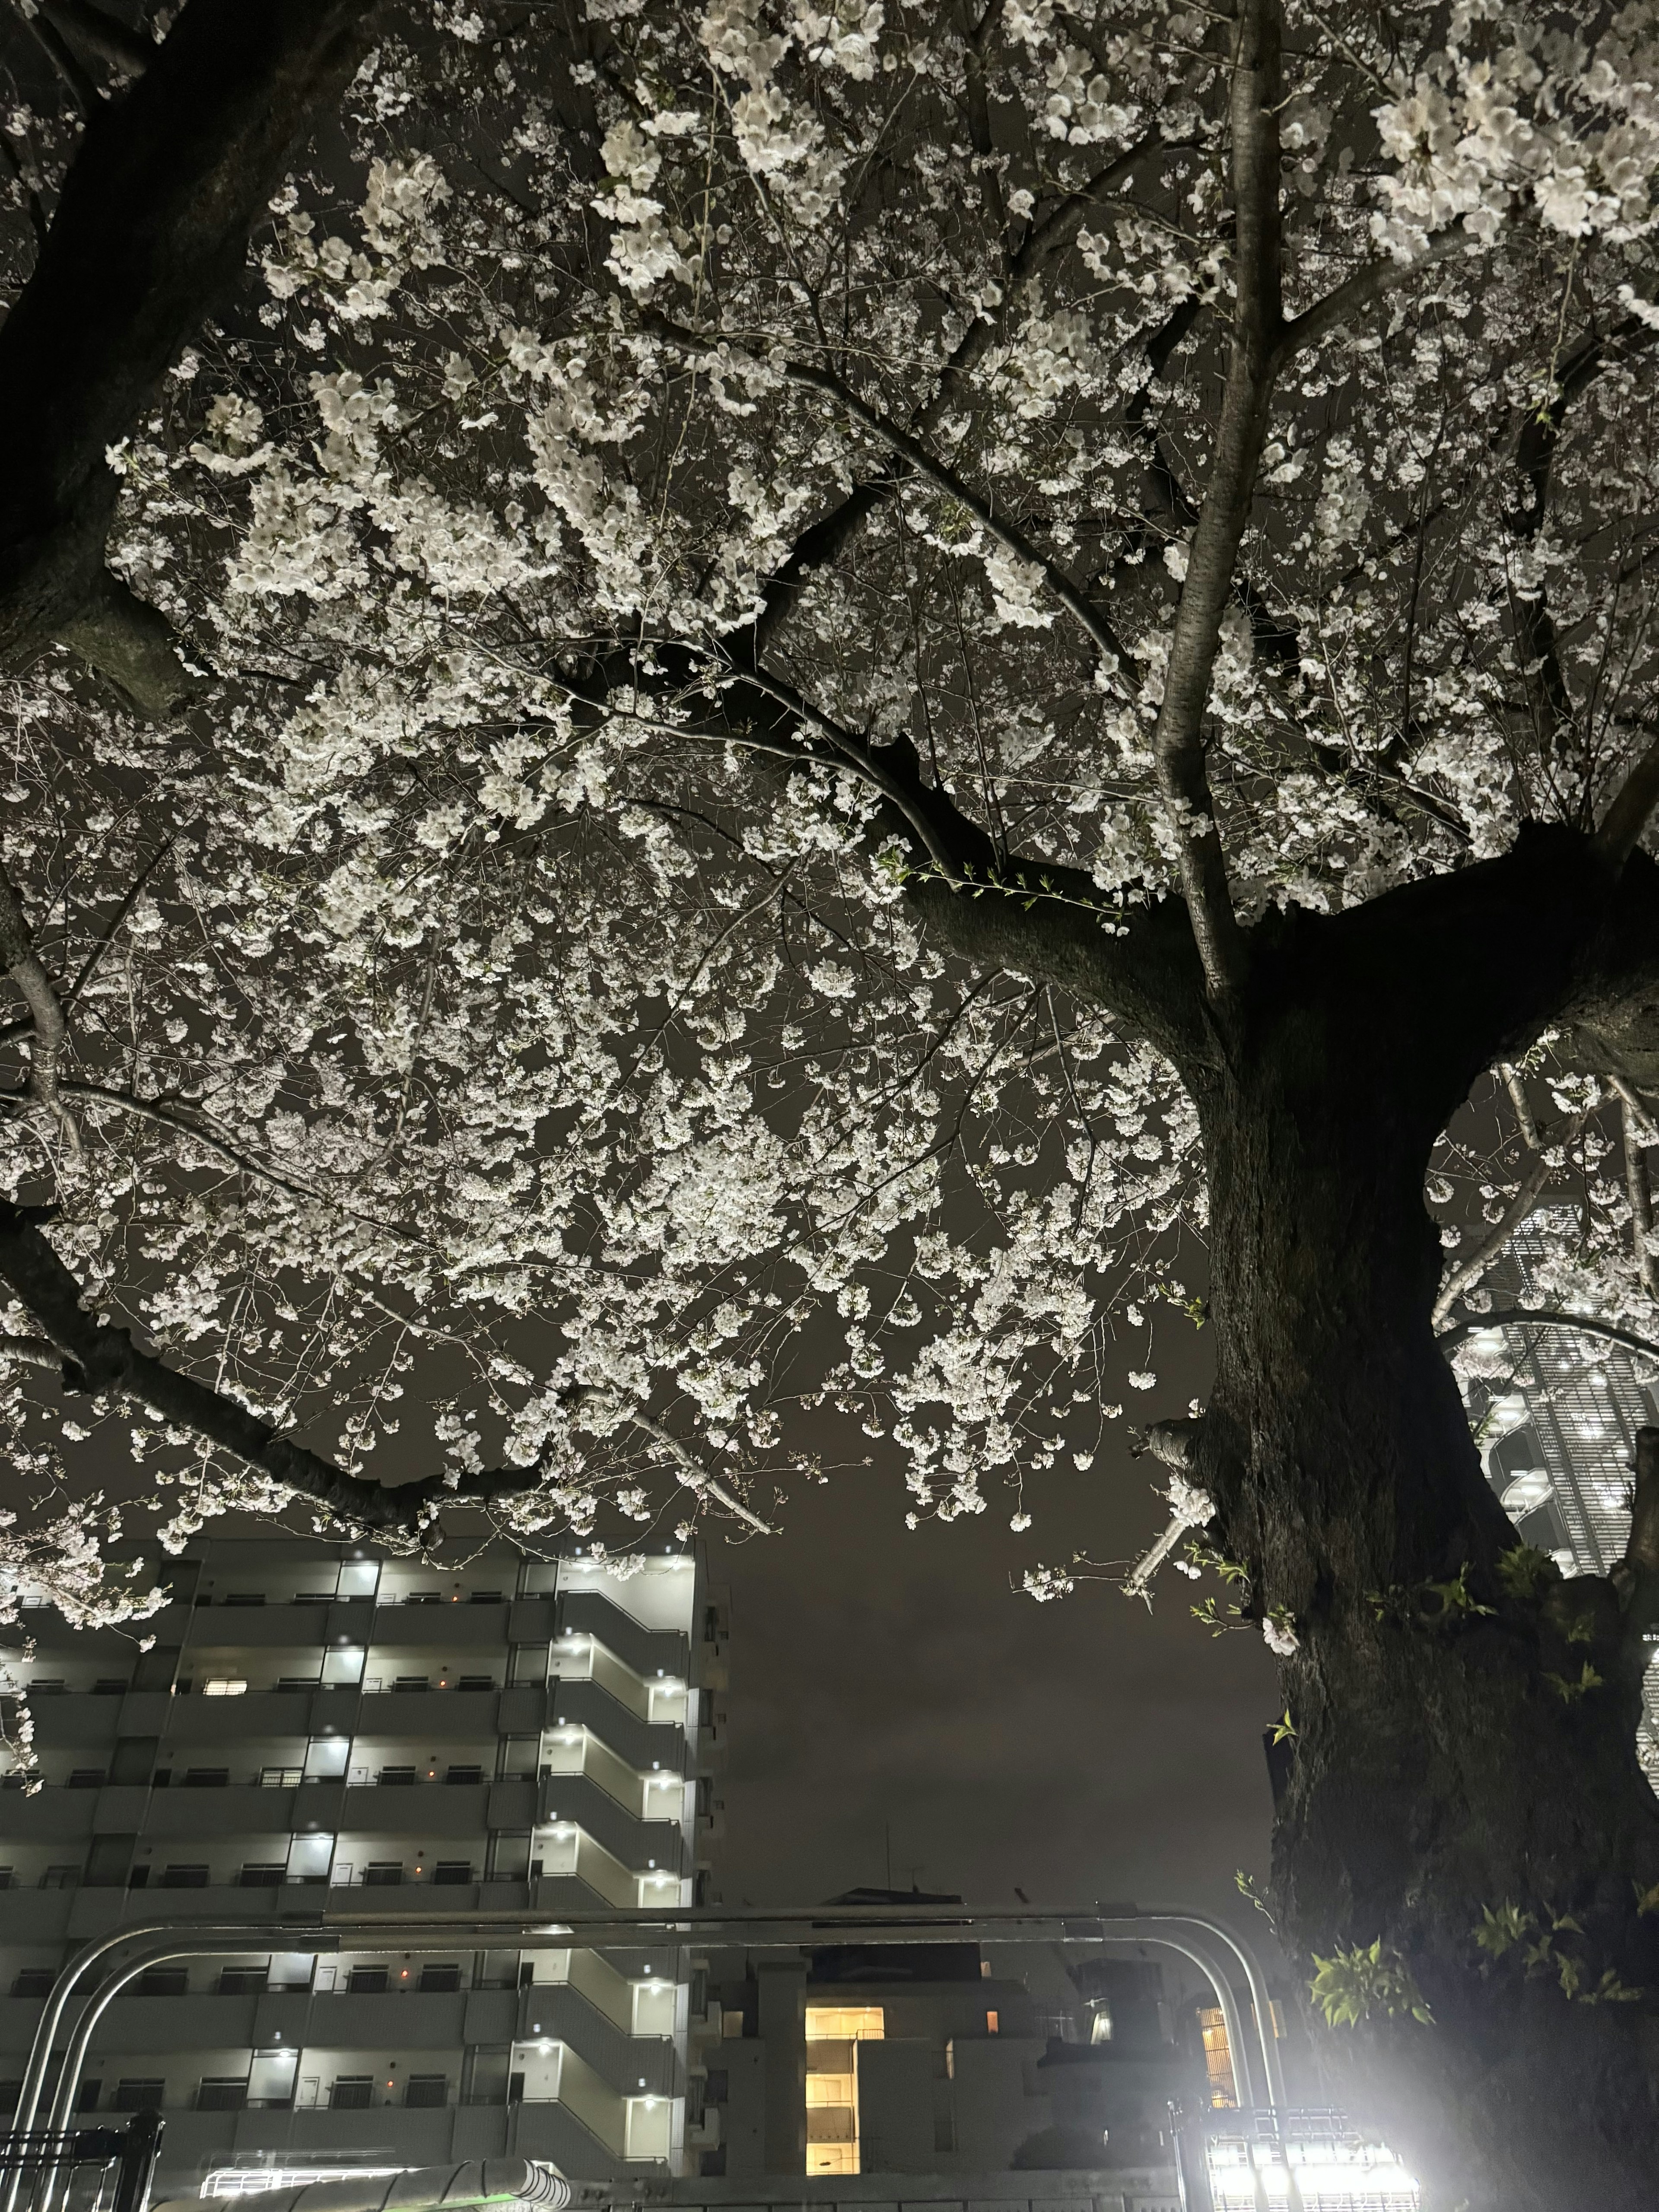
(1198, 2006), (1237, 2108)
(202, 1679), (247, 1698)
(805, 2007), (882, 2175)
(985, 2010), (998, 2034)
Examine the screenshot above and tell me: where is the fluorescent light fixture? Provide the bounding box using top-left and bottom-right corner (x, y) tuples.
(203, 2173), (407, 2200)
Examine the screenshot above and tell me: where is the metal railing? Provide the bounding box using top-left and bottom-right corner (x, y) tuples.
(7, 1902), (1284, 2212)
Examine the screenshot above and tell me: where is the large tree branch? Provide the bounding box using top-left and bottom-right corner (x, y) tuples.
(1595, 726), (1659, 867)
(0, 0), (381, 712)
(1615, 1426), (1659, 1645)
(1437, 1306), (1659, 1365)
(0, 1200), (432, 1532)
(1623, 1095), (1659, 1297)
(37, 0), (152, 79)
(669, 655), (1214, 1052)
(573, 647), (1211, 1055)
(1269, 232), (1472, 372)
(0, 860), (72, 1135)
(1510, 320), (1658, 801)
(0, 1200), (782, 1544)
(1147, 0), (1284, 1007)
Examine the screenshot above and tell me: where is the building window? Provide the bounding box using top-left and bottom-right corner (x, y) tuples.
(445, 1766), (483, 1786)
(112, 2082), (164, 2113)
(181, 1769), (229, 1787)
(394, 1677), (430, 1694)
(457, 1676), (494, 1692)
(217, 1967), (269, 1994)
(805, 2005), (884, 2177)
(363, 1863), (404, 1887)
(196, 2079), (248, 2111)
(404, 2075), (448, 2108)
(378, 1767), (417, 1787)
(239, 1866), (283, 1889)
(10, 1970), (51, 1998)
(329, 2078), (372, 2110)
(432, 1862), (474, 1886)
(137, 1968), (188, 1996)
(38, 1867), (78, 1890)
(260, 1767), (303, 1789)
(160, 1865), (209, 1888)
(419, 1964), (461, 1992)
(348, 1966), (389, 1993)
(985, 2009), (999, 2034)
(1198, 2007), (1238, 2108)
(66, 1771), (106, 1790)
(201, 1680), (247, 1698)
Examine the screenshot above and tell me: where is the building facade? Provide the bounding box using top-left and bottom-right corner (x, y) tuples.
(695, 1904), (1204, 2185)
(1469, 1214), (1659, 1774)
(0, 1535), (729, 2199)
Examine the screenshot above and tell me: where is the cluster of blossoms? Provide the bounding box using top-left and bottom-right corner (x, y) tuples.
(0, 0), (1652, 1619)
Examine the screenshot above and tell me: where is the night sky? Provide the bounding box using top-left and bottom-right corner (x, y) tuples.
(711, 1321), (1281, 1930)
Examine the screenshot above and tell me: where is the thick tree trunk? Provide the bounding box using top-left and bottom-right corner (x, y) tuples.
(1178, 830), (1659, 2209)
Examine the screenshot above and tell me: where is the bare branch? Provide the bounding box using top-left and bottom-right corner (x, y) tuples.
(42, 1078), (430, 1247)
(586, 1397), (775, 1534)
(1431, 1150), (1561, 1326)
(1607, 1068), (1659, 1147)
(0, 859), (74, 1143)
(1624, 1096), (1658, 1297)
(1270, 232), (1472, 372)
(1437, 1306), (1659, 1365)
(14, 2), (96, 113)
(1146, 0), (1286, 1006)
(1500, 1062), (1542, 1149)
(781, 357), (1128, 678)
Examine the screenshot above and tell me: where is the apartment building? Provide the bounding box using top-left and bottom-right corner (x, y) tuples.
(1469, 1213), (1659, 1773)
(695, 1903), (1203, 2181)
(0, 1535), (730, 2199)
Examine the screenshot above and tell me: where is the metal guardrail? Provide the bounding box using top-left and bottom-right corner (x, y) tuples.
(1174, 2105), (1420, 2212)
(0, 2116), (162, 2212)
(6, 1905), (1284, 2212)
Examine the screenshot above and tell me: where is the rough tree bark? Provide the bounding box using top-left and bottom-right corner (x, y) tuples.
(0, 0), (380, 712)
(1165, 828), (1659, 2210)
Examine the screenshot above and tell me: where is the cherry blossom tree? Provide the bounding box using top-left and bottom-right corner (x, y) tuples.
(9, 0), (1659, 2199)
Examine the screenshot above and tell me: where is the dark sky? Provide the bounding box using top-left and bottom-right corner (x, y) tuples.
(709, 1322), (1281, 1931)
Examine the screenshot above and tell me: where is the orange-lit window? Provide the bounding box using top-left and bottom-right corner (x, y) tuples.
(1198, 2006), (1237, 2108)
(805, 2005), (883, 2174)
(985, 2010), (998, 2034)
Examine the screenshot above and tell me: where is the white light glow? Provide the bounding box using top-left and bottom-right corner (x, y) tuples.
(1208, 2136), (1418, 2211)
(203, 2173), (406, 2200)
